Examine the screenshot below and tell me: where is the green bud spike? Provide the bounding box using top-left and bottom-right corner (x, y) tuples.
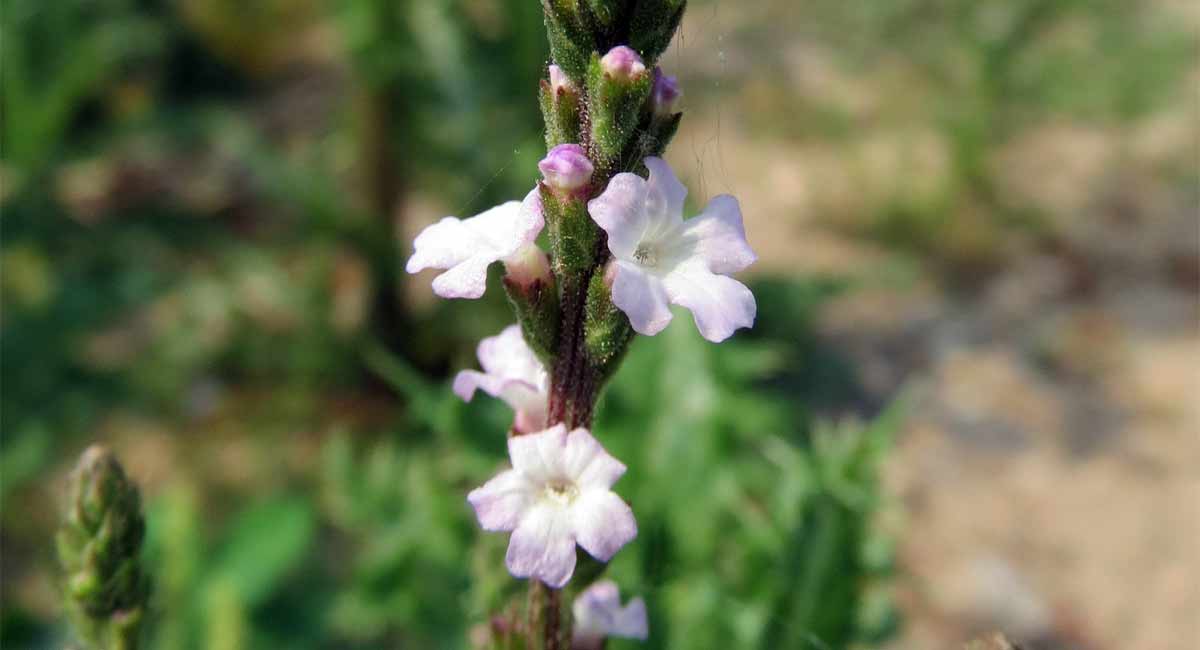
(58, 445), (150, 650)
(630, 0), (686, 66)
(586, 0), (630, 35)
(542, 0), (594, 81)
(584, 264), (633, 380)
(585, 52), (653, 176)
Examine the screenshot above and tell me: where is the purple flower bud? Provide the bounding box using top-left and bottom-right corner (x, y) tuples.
(548, 64), (576, 95)
(600, 46), (646, 80)
(651, 67), (681, 116)
(538, 143), (594, 192)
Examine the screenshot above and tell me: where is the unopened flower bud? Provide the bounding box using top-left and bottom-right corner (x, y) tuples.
(651, 67), (681, 117)
(542, 66), (583, 147)
(57, 445), (150, 649)
(548, 64), (576, 95)
(538, 144), (594, 193)
(600, 45), (646, 80)
(503, 243), (552, 290)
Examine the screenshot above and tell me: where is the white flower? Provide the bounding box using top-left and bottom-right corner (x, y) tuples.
(588, 157), (757, 342)
(467, 425), (637, 588)
(572, 580), (648, 648)
(452, 324), (548, 434)
(405, 189), (543, 299)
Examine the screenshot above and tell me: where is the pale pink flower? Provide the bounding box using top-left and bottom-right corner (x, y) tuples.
(572, 580), (648, 649)
(587, 157), (757, 342)
(405, 189), (543, 299)
(453, 324), (548, 434)
(467, 425), (637, 588)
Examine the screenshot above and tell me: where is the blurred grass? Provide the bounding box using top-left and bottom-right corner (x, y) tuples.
(1, 0), (1194, 648)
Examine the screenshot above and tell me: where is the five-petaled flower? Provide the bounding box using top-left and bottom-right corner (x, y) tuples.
(467, 425), (637, 588)
(453, 324), (548, 434)
(572, 580), (648, 649)
(405, 189), (543, 299)
(588, 157), (757, 342)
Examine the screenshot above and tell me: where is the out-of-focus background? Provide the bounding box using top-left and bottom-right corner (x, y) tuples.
(2, 1), (1196, 648)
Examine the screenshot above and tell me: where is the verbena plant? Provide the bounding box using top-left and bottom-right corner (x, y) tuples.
(398, 2), (893, 648)
(27, 2), (899, 649)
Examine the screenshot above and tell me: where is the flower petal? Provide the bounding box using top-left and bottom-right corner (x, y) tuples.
(405, 192), (543, 299)
(452, 370), (543, 422)
(573, 581), (621, 641)
(561, 428), (626, 490)
(612, 597), (648, 640)
(508, 424), (569, 482)
(679, 194), (757, 274)
(610, 261), (673, 336)
(505, 504), (578, 588)
(644, 157), (687, 225)
(477, 325), (545, 388)
(588, 172), (648, 260)
(512, 408), (546, 435)
(571, 489), (637, 562)
(467, 469), (533, 531)
(430, 254), (492, 299)
(573, 581), (648, 643)
(472, 190), (544, 252)
(405, 216), (474, 273)
(576, 580), (621, 617)
(452, 369), (500, 402)
(663, 262), (756, 342)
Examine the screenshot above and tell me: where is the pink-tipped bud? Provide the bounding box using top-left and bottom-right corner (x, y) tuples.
(503, 243), (552, 290)
(538, 144), (594, 193)
(548, 64), (576, 95)
(651, 67), (681, 116)
(600, 46), (646, 80)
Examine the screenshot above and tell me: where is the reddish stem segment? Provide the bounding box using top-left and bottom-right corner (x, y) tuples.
(547, 273), (600, 430)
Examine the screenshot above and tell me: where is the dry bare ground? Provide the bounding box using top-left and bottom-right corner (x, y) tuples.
(665, 2), (1200, 647)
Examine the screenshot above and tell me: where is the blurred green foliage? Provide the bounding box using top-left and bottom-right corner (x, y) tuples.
(0, 0), (547, 495)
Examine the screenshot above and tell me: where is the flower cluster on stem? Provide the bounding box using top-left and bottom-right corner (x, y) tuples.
(405, 1), (757, 647)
